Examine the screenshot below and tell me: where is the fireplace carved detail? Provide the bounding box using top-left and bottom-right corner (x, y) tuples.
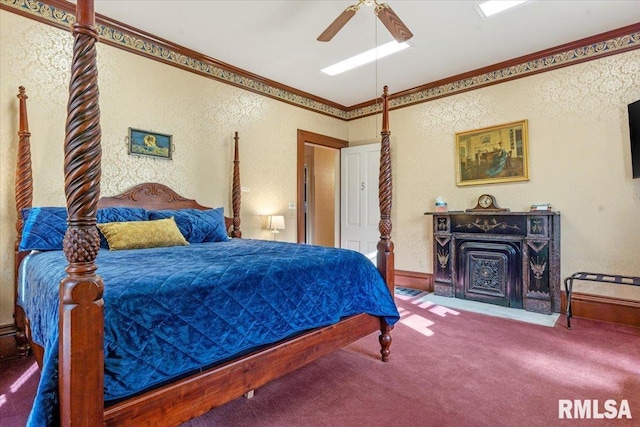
(473, 259), (501, 289)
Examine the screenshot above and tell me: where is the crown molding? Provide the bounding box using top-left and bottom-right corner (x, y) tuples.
(2, 1), (639, 121)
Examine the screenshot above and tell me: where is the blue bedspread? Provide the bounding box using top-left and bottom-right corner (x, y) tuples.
(19, 239), (399, 426)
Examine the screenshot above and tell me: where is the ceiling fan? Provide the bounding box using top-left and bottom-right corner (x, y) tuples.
(317, 0), (413, 43)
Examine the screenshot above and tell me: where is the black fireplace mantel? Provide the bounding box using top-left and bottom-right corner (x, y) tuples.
(425, 210), (561, 314)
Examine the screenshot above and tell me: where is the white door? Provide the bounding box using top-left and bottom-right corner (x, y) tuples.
(340, 143), (381, 261)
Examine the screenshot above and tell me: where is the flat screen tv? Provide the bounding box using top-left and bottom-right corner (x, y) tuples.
(629, 99), (640, 179)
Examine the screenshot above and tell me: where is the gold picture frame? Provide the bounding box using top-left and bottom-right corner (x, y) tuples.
(455, 120), (529, 186)
(128, 128), (172, 160)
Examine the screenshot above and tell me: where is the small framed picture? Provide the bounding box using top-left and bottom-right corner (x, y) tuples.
(455, 120), (529, 186)
(128, 128), (172, 160)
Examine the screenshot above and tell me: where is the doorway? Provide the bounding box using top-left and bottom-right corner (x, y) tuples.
(296, 130), (348, 245)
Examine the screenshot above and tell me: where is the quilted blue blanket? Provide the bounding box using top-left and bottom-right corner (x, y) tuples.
(19, 239), (399, 426)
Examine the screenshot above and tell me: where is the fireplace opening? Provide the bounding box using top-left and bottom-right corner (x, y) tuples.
(456, 240), (523, 308)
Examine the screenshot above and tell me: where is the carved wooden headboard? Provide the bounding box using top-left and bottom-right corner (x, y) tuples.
(97, 182), (234, 234)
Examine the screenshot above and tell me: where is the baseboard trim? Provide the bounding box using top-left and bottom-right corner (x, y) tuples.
(0, 324), (19, 361)
(395, 270), (433, 292)
(395, 272), (639, 329)
(562, 292), (640, 328)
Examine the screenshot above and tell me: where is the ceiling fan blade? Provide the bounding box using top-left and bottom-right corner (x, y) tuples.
(317, 7), (357, 42)
(375, 3), (413, 42)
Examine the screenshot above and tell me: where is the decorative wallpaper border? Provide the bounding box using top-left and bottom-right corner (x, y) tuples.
(1, 0), (349, 119)
(2, 0), (640, 121)
(346, 29), (640, 119)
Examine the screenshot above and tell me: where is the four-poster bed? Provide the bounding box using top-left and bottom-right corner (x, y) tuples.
(14, 1), (398, 425)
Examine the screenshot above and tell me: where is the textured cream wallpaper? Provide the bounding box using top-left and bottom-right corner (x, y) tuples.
(350, 50), (640, 298)
(0, 10), (347, 325)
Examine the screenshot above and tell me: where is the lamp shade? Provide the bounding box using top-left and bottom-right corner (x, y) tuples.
(268, 215), (285, 230)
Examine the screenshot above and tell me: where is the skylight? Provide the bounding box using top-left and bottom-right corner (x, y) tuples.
(321, 41), (411, 76)
(476, 0), (529, 18)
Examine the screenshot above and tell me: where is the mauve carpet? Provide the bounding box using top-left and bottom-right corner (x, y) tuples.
(2, 290), (639, 426)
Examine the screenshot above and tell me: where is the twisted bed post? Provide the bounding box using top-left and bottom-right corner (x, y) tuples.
(59, 0), (104, 425)
(14, 86), (33, 358)
(232, 131), (242, 238)
(377, 85), (394, 362)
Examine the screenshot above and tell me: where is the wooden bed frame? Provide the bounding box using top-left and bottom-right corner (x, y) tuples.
(13, 1), (396, 425)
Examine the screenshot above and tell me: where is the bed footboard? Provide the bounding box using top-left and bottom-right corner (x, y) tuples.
(104, 313), (383, 426)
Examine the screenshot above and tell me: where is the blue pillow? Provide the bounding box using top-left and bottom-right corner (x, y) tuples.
(97, 207), (149, 248)
(97, 207), (148, 223)
(148, 208), (229, 243)
(18, 206), (150, 251)
(19, 207), (68, 251)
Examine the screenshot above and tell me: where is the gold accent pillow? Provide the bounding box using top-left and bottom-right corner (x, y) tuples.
(97, 217), (188, 250)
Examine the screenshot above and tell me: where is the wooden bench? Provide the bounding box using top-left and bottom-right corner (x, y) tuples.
(564, 272), (640, 329)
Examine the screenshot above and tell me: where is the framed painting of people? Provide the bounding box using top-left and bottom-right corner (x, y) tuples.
(455, 120), (529, 186)
(128, 128), (173, 160)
